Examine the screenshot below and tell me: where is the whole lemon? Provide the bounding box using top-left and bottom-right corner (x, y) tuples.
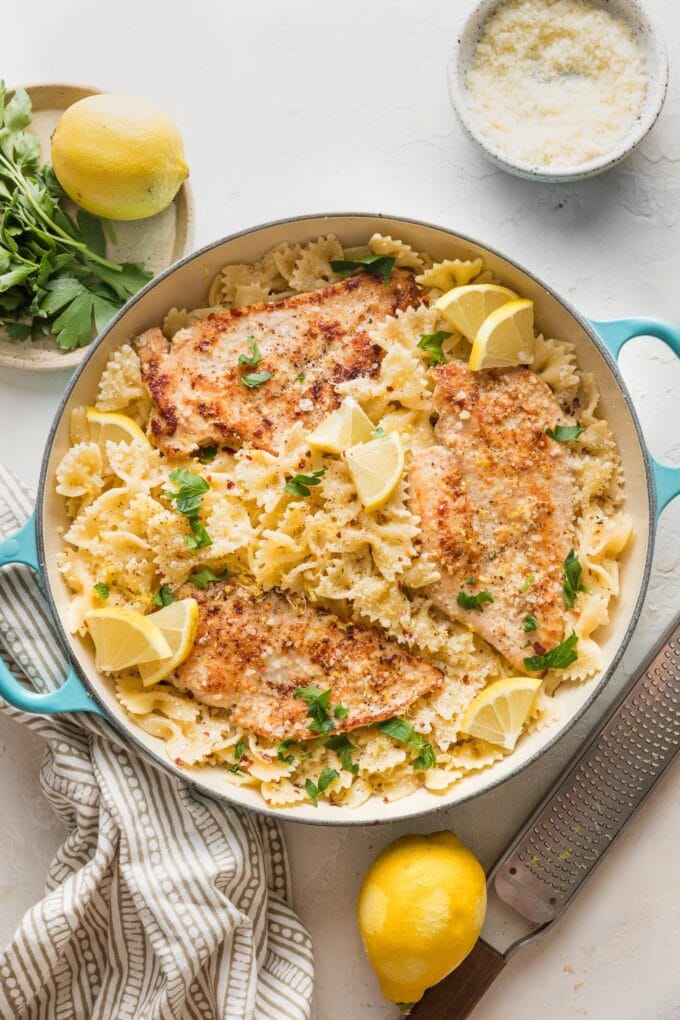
(357, 831), (486, 1008)
(51, 94), (188, 220)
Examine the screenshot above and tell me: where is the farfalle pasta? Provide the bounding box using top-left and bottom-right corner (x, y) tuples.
(55, 233), (631, 809)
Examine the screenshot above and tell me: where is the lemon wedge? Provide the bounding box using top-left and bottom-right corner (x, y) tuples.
(85, 607), (172, 672)
(86, 407), (150, 449)
(435, 284), (519, 341)
(469, 299), (535, 371)
(345, 432), (404, 510)
(459, 676), (541, 750)
(308, 397), (375, 454)
(138, 598), (199, 686)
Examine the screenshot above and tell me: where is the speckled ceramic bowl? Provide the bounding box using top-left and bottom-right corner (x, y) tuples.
(0, 83), (194, 372)
(448, 0), (668, 182)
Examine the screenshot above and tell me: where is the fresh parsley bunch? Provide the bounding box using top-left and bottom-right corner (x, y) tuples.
(0, 82), (151, 350)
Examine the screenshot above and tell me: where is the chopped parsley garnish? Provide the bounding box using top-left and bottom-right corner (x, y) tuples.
(330, 254), (395, 285)
(376, 717), (437, 771)
(417, 331), (453, 366)
(465, 576), (475, 586)
(524, 633), (578, 672)
(305, 768), (339, 805)
(297, 373), (306, 383)
(546, 424), (583, 443)
(233, 739), (246, 762)
(563, 549), (588, 608)
(197, 445), (217, 463)
(226, 763), (244, 775)
(284, 468), (326, 497)
(93, 582), (109, 600)
(326, 733), (359, 774)
(294, 684), (336, 735)
(151, 585), (174, 607)
(164, 468), (212, 549)
(372, 425), (387, 438)
(523, 614), (539, 632)
(187, 567), (227, 589)
(184, 518), (212, 550)
(240, 370), (272, 389)
(165, 468), (210, 517)
(334, 704), (349, 720)
(520, 573), (535, 593)
(277, 739), (303, 764)
(238, 336), (262, 367)
(457, 589), (494, 612)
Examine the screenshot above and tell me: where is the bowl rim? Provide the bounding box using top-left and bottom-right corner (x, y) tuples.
(36, 211), (656, 826)
(448, 0), (669, 181)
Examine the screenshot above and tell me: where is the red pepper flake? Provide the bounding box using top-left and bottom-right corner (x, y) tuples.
(533, 641), (546, 656)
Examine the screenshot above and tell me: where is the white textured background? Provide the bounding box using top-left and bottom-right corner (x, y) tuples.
(1, 2), (679, 1017)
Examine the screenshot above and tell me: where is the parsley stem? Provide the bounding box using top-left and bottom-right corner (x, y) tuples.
(0, 153), (123, 272)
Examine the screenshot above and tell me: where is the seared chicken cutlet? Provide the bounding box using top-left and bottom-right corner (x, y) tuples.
(409, 363), (576, 671)
(136, 271), (421, 457)
(174, 581), (444, 741)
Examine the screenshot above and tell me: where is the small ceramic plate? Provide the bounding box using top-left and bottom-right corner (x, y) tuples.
(0, 83), (194, 372)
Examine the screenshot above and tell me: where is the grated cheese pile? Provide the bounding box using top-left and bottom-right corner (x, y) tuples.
(464, 0), (649, 168)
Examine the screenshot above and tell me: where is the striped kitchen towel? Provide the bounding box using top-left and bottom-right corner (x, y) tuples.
(0, 465), (314, 1020)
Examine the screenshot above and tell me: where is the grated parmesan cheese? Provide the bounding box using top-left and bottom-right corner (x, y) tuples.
(465, 0), (649, 168)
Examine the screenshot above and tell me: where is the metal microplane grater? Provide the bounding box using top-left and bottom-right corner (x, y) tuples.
(412, 614), (680, 1020)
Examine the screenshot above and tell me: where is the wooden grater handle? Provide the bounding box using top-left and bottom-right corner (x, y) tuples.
(408, 940), (506, 1019)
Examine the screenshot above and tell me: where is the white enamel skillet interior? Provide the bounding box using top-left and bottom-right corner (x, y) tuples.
(14, 213), (680, 826)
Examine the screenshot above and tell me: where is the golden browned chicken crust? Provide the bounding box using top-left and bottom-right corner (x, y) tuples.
(136, 270), (421, 457)
(173, 581), (444, 741)
(409, 362), (576, 671)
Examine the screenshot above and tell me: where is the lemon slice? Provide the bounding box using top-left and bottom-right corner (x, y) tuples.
(469, 299), (535, 371)
(85, 607), (172, 672)
(435, 284), (518, 341)
(345, 432), (404, 510)
(308, 397), (375, 454)
(138, 598), (199, 686)
(86, 407), (150, 449)
(459, 676), (541, 750)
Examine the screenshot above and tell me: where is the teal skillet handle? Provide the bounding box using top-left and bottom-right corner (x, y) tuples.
(0, 514), (103, 715)
(589, 317), (680, 518)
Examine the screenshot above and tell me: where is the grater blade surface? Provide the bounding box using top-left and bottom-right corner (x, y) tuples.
(493, 617), (680, 927)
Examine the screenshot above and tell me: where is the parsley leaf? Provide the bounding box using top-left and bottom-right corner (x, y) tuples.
(241, 371), (272, 389)
(457, 589), (494, 612)
(546, 424), (583, 442)
(326, 733), (359, 774)
(417, 331), (453, 366)
(523, 614), (539, 632)
(284, 468), (326, 497)
(294, 684), (335, 735)
(524, 633), (579, 672)
(375, 717), (437, 771)
(233, 739), (246, 762)
(277, 739), (303, 764)
(188, 567), (227, 589)
(372, 425), (387, 438)
(305, 768), (339, 805)
(330, 254), (395, 285)
(466, 576), (475, 585)
(238, 336), (262, 367)
(520, 573), (535, 593)
(563, 549), (588, 608)
(93, 582), (109, 600)
(333, 704), (349, 720)
(151, 585), (174, 607)
(165, 468), (210, 517)
(184, 519), (212, 550)
(227, 763), (244, 775)
(197, 445), (217, 463)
